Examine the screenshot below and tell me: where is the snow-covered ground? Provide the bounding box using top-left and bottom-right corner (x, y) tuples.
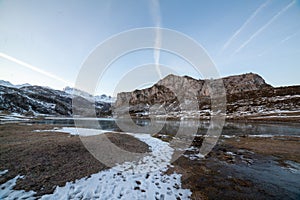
(0, 174), (36, 200)
(0, 113), (30, 124)
(0, 128), (191, 199)
(34, 127), (113, 136)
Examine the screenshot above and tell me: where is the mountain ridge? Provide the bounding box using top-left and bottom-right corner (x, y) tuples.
(0, 80), (31, 89)
(114, 73), (300, 120)
(115, 72), (272, 107)
(0, 83), (112, 117)
(0, 73), (299, 121)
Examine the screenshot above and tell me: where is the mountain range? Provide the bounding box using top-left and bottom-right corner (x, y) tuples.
(0, 73), (299, 121)
(0, 82), (112, 117)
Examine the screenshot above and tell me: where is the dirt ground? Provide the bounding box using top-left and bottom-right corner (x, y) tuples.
(0, 123), (150, 197)
(224, 136), (300, 163)
(0, 123), (299, 199)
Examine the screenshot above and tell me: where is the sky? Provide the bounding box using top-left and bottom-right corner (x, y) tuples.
(0, 0), (299, 96)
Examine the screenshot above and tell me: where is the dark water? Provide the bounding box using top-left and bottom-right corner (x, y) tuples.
(233, 159), (300, 200)
(26, 117), (300, 137)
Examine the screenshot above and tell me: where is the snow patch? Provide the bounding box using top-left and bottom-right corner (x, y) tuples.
(0, 170), (8, 176)
(39, 129), (191, 199)
(0, 127), (192, 199)
(34, 127), (112, 136)
(248, 134), (274, 138)
(225, 151), (236, 156)
(222, 135), (236, 139)
(0, 175), (36, 200)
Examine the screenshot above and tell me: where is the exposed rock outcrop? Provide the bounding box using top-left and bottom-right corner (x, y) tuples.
(114, 73), (300, 119)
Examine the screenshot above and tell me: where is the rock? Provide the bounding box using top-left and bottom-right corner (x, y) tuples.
(114, 73), (300, 118)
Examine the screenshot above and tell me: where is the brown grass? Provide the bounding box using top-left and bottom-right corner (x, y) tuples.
(0, 123), (149, 197)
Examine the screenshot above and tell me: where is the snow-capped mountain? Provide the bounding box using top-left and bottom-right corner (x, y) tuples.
(0, 81), (112, 117)
(95, 94), (116, 104)
(63, 86), (115, 103)
(0, 80), (31, 89)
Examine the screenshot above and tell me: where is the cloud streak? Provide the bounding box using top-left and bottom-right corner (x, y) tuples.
(150, 0), (162, 78)
(0, 52), (72, 85)
(232, 0), (296, 56)
(258, 30), (300, 56)
(280, 31), (299, 43)
(220, 0), (270, 54)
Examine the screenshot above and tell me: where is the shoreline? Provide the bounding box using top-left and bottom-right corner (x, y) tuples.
(1, 110), (300, 124)
(0, 122), (299, 199)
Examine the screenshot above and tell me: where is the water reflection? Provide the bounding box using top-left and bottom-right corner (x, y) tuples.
(18, 118), (300, 136)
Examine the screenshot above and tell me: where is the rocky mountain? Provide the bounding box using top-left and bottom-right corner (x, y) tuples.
(0, 80), (31, 89)
(0, 82), (112, 117)
(114, 73), (300, 120)
(1, 73), (299, 121)
(64, 86), (115, 103)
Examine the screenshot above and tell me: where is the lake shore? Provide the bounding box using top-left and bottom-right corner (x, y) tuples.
(170, 134), (300, 199)
(0, 121), (299, 199)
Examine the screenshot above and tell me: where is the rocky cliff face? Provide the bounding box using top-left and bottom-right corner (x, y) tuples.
(222, 73), (271, 94)
(0, 84), (112, 117)
(114, 73), (300, 119)
(116, 73), (271, 107)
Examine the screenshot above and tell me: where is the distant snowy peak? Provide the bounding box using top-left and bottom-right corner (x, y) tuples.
(0, 80), (115, 103)
(0, 84), (113, 117)
(63, 86), (115, 103)
(0, 80), (14, 88)
(63, 86), (93, 99)
(95, 94), (116, 103)
(0, 80), (31, 89)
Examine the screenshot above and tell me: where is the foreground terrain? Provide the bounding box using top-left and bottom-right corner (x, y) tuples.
(0, 120), (299, 199)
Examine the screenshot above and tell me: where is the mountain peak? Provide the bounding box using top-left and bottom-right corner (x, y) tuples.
(0, 80), (31, 89)
(115, 73), (273, 108)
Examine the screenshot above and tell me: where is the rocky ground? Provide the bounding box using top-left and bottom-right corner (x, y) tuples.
(0, 122), (299, 199)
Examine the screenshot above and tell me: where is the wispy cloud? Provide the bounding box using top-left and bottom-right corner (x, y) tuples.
(232, 0), (296, 56)
(0, 52), (72, 85)
(150, 0), (162, 78)
(280, 30), (299, 43)
(219, 0), (270, 54)
(258, 30), (300, 56)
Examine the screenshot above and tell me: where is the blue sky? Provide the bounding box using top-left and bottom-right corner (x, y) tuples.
(0, 0), (299, 96)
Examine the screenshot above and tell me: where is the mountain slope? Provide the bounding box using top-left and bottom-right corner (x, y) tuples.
(0, 84), (112, 117)
(114, 73), (300, 120)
